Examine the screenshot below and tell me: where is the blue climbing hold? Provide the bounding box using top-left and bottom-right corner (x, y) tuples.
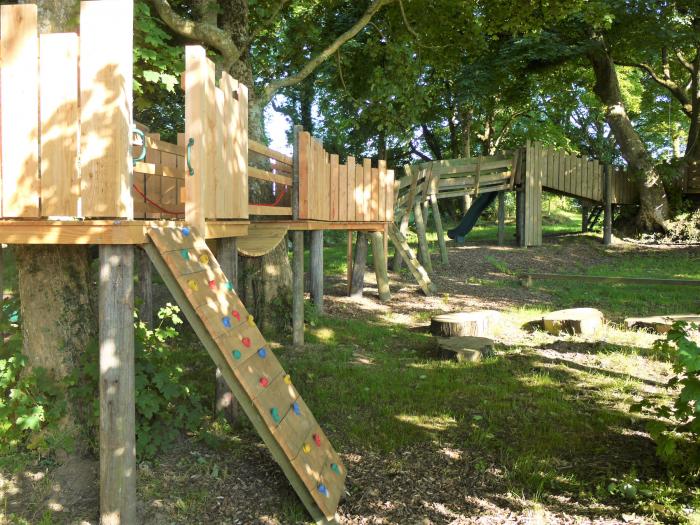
(222, 316), (232, 328)
(292, 401), (301, 416)
(182, 226), (190, 236)
(257, 348), (267, 358)
(318, 484), (328, 497)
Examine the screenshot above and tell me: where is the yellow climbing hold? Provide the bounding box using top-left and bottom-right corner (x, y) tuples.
(302, 443), (311, 454)
(187, 279), (199, 291)
(284, 374), (292, 385)
(247, 314), (255, 326)
(199, 254), (209, 265)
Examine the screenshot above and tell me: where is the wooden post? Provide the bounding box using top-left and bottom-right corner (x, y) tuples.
(346, 231), (354, 295)
(137, 248), (153, 326)
(392, 165), (419, 271)
(581, 205), (589, 232)
(350, 232), (368, 297)
(292, 231), (304, 346)
(0, 245), (4, 306)
(603, 165), (612, 246)
(309, 230), (324, 313)
(370, 231), (391, 301)
(497, 191), (506, 246)
(292, 125), (302, 221)
(216, 237), (239, 425)
(413, 200), (432, 272)
(430, 195), (448, 264)
(99, 245), (136, 525)
(516, 189), (525, 248)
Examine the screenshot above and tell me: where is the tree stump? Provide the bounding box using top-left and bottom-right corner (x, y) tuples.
(436, 336), (494, 362)
(625, 314), (700, 334)
(430, 311), (500, 337)
(542, 308), (604, 335)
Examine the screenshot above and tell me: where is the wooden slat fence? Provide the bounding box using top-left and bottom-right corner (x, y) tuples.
(296, 130), (395, 222)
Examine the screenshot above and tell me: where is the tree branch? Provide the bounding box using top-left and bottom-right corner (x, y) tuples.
(675, 49), (694, 73)
(619, 60), (692, 116)
(147, 0), (242, 69)
(249, 0), (290, 43)
(262, 0), (396, 103)
(493, 110), (527, 150)
(409, 141), (432, 162)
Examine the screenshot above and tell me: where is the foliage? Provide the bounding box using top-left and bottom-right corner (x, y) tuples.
(632, 322), (700, 472)
(133, 304), (210, 458)
(0, 297), (66, 454)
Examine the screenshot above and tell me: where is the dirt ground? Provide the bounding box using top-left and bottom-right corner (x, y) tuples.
(3, 234), (698, 525)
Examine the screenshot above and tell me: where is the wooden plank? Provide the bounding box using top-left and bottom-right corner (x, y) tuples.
(39, 32), (79, 217)
(355, 162), (364, 221)
(291, 230), (304, 345)
(338, 163), (348, 222)
(387, 223), (436, 296)
(237, 223), (288, 257)
(99, 245), (136, 525)
(370, 167), (379, 222)
(297, 131), (310, 219)
(185, 47), (208, 231)
(1, 4), (39, 217)
(346, 157), (356, 221)
(248, 205), (292, 216)
(221, 76), (237, 219)
(144, 136), (185, 156)
(249, 139), (293, 166)
(363, 159), (372, 221)
(248, 167), (293, 186)
(330, 154), (339, 221)
(386, 169), (395, 222)
(378, 161), (387, 222)
(79, 0), (133, 218)
(214, 87), (229, 218)
(234, 76), (249, 219)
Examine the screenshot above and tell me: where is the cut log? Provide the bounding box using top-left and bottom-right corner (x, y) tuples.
(542, 308), (604, 335)
(430, 311), (500, 337)
(436, 336), (494, 362)
(625, 314), (700, 334)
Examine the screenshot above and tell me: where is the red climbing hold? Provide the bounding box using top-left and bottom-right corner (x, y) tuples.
(232, 311), (241, 321)
(259, 377), (269, 387)
(242, 337), (251, 348)
(208, 280), (216, 290)
(313, 433), (321, 447)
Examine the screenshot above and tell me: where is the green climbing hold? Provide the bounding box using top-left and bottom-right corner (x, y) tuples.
(180, 249), (189, 260)
(232, 350), (242, 360)
(270, 407), (281, 423)
(331, 463), (340, 475)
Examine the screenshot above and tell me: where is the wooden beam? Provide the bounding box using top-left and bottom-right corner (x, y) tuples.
(413, 200), (432, 272)
(292, 231), (304, 346)
(137, 247), (153, 326)
(497, 191), (506, 246)
(603, 165), (612, 246)
(429, 195), (448, 264)
(310, 231), (324, 313)
(350, 232), (368, 297)
(387, 223), (436, 296)
(248, 205), (292, 216)
(249, 166), (293, 186)
(370, 231), (390, 301)
(249, 139), (293, 166)
(99, 245), (136, 525)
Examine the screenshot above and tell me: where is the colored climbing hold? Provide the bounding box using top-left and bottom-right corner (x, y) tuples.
(284, 374), (292, 385)
(182, 226), (190, 236)
(292, 401), (301, 416)
(187, 279), (199, 291)
(257, 348), (267, 358)
(232, 310), (241, 321)
(199, 254), (209, 265)
(232, 350), (242, 360)
(222, 317), (232, 328)
(226, 282), (234, 291)
(247, 314), (255, 326)
(302, 443), (311, 454)
(313, 433), (321, 447)
(331, 463), (341, 475)
(208, 279), (216, 290)
(242, 337), (251, 348)
(270, 407), (281, 423)
(180, 249), (190, 260)
(259, 377), (269, 387)
(318, 484), (329, 497)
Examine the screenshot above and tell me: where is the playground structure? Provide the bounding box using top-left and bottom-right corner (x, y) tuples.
(0, 2), (407, 523)
(391, 138), (693, 271)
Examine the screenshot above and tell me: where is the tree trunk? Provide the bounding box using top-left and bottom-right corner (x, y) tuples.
(588, 39), (669, 231)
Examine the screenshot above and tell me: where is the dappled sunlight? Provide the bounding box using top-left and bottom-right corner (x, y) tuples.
(395, 414), (458, 432)
(309, 326), (334, 342)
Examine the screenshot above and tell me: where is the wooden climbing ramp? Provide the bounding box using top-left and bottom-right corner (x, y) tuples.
(144, 223), (345, 524)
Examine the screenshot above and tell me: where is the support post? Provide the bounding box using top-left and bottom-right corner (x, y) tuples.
(370, 231), (391, 301)
(350, 232), (368, 297)
(413, 200), (432, 272)
(497, 191), (506, 246)
(603, 165), (612, 245)
(99, 245), (136, 525)
(216, 237), (239, 425)
(430, 195), (448, 264)
(581, 205), (589, 233)
(516, 190), (525, 248)
(137, 248), (153, 326)
(292, 231), (304, 346)
(346, 231), (353, 295)
(309, 230), (324, 313)
(0, 245), (4, 306)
